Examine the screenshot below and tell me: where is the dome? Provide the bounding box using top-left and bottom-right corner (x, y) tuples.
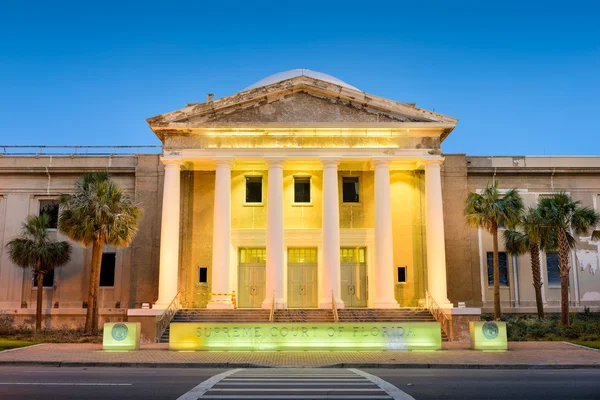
(243, 69), (360, 92)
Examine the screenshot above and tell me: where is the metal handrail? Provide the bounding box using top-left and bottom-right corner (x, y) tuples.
(155, 291), (181, 343)
(425, 291), (451, 340)
(269, 291), (275, 322)
(332, 291), (339, 323)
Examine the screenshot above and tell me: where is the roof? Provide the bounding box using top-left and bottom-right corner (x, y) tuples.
(243, 69), (360, 92)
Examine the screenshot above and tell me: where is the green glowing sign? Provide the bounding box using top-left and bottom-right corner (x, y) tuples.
(102, 322), (141, 350)
(469, 321), (507, 351)
(169, 322), (442, 351)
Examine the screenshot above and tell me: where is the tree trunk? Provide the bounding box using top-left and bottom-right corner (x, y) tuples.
(35, 269), (44, 333)
(492, 229), (501, 320)
(530, 243), (544, 319)
(92, 240), (104, 333)
(84, 239), (104, 334)
(558, 228), (571, 327)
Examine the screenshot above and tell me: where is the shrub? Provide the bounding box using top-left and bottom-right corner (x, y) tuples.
(483, 312), (600, 342)
(0, 312), (16, 335)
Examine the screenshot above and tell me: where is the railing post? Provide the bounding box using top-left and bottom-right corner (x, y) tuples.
(331, 290), (339, 323)
(269, 291), (275, 322)
(155, 291), (181, 343)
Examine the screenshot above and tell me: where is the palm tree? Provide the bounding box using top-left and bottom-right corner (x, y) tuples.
(538, 193), (600, 326)
(59, 172), (142, 334)
(464, 181), (524, 320)
(6, 214), (71, 332)
(503, 206), (556, 319)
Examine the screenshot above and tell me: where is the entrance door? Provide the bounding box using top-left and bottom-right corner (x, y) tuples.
(340, 247), (368, 307)
(287, 248), (318, 308)
(238, 248), (266, 308)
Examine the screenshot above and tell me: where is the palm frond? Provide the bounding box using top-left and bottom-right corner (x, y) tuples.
(571, 206), (600, 234)
(503, 230), (529, 255)
(464, 181), (524, 234)
(59, 172), (142, 248)
(5, 215), (71, 274)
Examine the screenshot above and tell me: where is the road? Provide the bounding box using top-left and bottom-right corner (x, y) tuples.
(0, 366), (599, 399)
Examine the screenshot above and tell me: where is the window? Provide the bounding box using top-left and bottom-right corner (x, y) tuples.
(546, 252), (561, 287)
(33, 270), (54, 288)
(340, 247), (366, 263)
(239, 248), (267, 264)
(99, 253), (116, 287)
(198, 267), (208, 284)
(486, 251), (509, 287)
(245, 176), (262, 204)
(342, 177), (360, 203)
(39, 200), (59, 229)
(397, 266), (407, 283)
(288, 248), (317, 263)
(294, 177), (311, 203)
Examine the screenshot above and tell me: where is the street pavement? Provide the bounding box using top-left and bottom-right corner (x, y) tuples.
(1, 366), (600, 399)
(1, 341), (599, 368)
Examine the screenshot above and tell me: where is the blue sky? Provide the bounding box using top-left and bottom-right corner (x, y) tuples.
(1, 1), (598, 155)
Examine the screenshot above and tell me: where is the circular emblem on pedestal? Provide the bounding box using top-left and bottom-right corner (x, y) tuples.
(482, 321), (499, 340)
(111, 323), (129, 341)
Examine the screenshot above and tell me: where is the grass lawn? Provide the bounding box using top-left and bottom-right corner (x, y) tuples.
(570, 340), (600, 350)
(0, 339), (38, 351)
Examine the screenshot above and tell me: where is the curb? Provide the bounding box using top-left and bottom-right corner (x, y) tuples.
(562, 341), (600, 352)
(0, 361), (598, 369)
(0, 343), (46, 354)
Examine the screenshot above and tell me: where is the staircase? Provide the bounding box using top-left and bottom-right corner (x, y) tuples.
(159, 308), (447, 343)
(159, 309), (270, 343)
(337, 308), (435, 322)
(274, 309), (333, 323)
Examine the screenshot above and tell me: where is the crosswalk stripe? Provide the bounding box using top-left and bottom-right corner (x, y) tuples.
(199, 396), (392, 399)
(216, 382), (377, 386)
(175, 369), (242, 400)
(182, 368), (414, 400)
(223, 378), (364, 381)
(207, 388), (385, 392)
(350, 368), (416, 400)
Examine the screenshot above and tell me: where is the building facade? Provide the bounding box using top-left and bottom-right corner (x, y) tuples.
(0, 70), (599, 328)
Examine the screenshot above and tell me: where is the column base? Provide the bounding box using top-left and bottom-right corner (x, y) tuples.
(261, 299), (287, 310)
(206, 301), (234, 310)
(153, 303), (168, 310)
(153, 299), (175, 310)
(319, 301), (345, 309)
(373, 300), (400, 309)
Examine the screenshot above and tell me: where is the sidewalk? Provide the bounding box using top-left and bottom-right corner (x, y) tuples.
(1, 342), (599, 369)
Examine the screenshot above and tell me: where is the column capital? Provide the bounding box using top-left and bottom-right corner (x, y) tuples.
(371, 157), (393, 169)
(212, 157), (234, 168)
(421, 158), (445, 168)
(160, 157), (184, 167)
(320, 157), (340, 166)
(265, 157), (286, 167)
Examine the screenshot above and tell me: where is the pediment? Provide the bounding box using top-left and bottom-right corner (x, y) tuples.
(148, 75), (457, 128)
(187, 91), (431, 124)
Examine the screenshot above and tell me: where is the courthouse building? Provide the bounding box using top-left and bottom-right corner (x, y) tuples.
(1, 70), (599, 329)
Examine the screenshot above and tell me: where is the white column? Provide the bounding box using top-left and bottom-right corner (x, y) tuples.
(263, 158), (286, 309)
(207, 159), (234, 309)
(155, 159), (182, 308)
(424, 160), (452, 306)
(320, 158), (343, 308)
(373, 159), (399, 308)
